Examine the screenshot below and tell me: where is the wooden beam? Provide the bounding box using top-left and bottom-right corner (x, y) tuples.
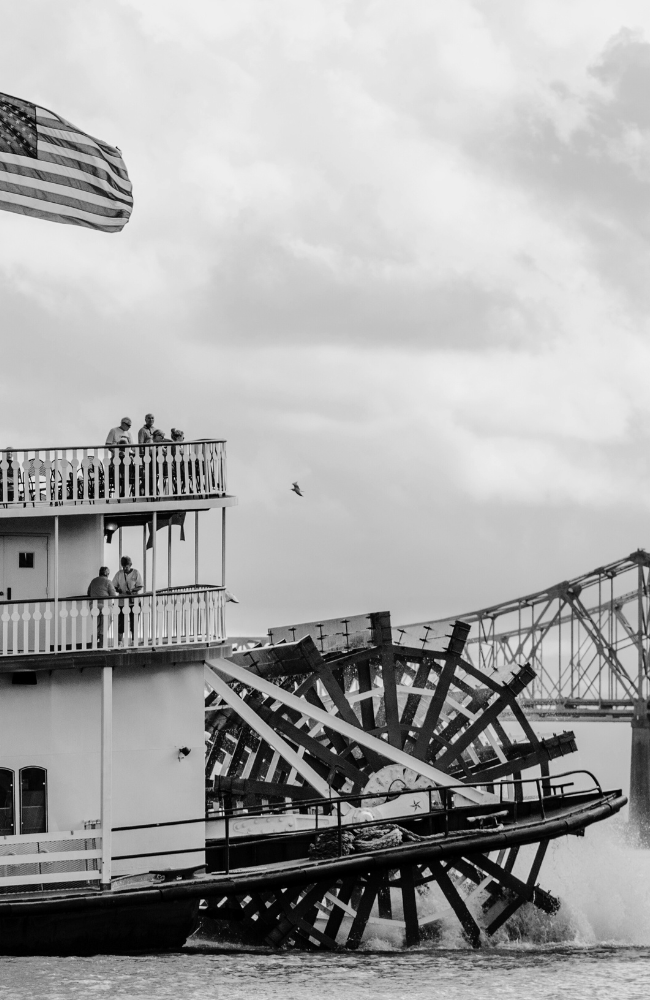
(204, 665), (337, 801)
(357, 660), (376, 732)
(435, 664), (536, 770)
(265, 880), (334, 947)
(429, 861), (481, 948)
(209, 657), (493, 804)
(400, 865), (420, 946)
(400, 659), (433, 731)
(371, 611), (402, 750)
(412, 656), (458, 761)
(345, 875), (381, 950)
(323, 878), (356, 945)
(255, 702), (369, 786)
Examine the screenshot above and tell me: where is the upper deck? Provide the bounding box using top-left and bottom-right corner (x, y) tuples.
(0, 440), (234, 517)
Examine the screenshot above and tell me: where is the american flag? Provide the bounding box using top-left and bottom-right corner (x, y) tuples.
(0, 92), (132, 233)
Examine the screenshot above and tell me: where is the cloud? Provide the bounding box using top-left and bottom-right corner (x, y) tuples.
(3, 0), (650, 630)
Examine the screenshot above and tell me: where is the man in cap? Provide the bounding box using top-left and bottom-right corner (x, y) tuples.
(106, 417), (133, 446)
(138, 413), (156, 446)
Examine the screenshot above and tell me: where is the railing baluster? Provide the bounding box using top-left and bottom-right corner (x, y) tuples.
(70, 600), (79, 650)
(80, 600), (88, 649)
(44, 605), (52, 653)
(11, 606), (19, 655)
(33, 603), (41, 653)
(60, 603), (68, 653)
(21, 604), (30, 654)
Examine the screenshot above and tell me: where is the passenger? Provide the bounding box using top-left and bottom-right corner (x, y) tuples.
(105, 418), (133, 447)
(87, 567), (117, 648)
(138, 413), (156, 446)
(153, 429), (170, 444)
(169, 430), (186, 493)
(113, 556), (143, 596)
(87, 566), (118, 600)
(113, 556), (143, 645)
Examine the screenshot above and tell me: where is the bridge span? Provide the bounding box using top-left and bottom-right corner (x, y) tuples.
(399, 549), (650, 839)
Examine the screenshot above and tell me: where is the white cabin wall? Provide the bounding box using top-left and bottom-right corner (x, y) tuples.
(0, 514), (103, 600)
(0, 658), (205, 876)
(57, 515), (103, 598)
(111, 660), (205, 875)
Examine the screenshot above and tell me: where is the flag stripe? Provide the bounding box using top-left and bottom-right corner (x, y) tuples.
(38, 149), (132, 196)
(0, 170), (132, 213)
(0, 188), (127, 228)
(0, 180), (130, 220)
(35, 109), (123, 159)
(0, 154), (133, 206)
(38, 143), (132, 193)
(38, 125), (127, 171)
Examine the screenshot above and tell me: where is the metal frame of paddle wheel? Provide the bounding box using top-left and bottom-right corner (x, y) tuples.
(203, 611), (580, 947)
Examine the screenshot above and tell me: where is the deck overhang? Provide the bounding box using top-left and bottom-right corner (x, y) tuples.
(0, 495), (238, 519)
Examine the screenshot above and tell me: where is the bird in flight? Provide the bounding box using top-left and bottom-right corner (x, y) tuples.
(291, 482), (303, 496)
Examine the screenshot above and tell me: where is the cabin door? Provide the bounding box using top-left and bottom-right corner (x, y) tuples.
(0, 535), (49, 602)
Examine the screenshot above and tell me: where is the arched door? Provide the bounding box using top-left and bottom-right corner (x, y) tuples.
(19, 767), (47, 834)
(0, 769), (13, 835)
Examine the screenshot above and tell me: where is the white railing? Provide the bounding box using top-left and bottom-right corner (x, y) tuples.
(0, 439), (227, 508)
(0, 828), (101, 888)
(0, 586), (226, 656)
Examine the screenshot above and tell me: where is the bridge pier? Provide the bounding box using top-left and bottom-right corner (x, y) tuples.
(629, 700), (650, 846)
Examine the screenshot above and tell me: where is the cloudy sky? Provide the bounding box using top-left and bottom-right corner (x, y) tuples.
(2, 0), (650, 634)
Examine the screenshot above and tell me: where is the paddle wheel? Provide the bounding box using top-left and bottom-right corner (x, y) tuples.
(201, 611), (601, 949)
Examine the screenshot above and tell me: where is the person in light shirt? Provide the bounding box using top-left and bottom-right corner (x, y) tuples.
(113, 556), (143, 596)
(105, 417), (133, 446)
(112, 556), (143, 645)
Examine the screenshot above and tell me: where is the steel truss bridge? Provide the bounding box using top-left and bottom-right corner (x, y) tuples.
(397, 550), (650, 721)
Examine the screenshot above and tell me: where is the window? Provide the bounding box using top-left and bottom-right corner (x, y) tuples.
(18, 552), (34, 568)
(20, 767), (46, 834)
(0, 769), (13, 836)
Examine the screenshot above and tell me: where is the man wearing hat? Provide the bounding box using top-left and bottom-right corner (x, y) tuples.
(105, 417), (133, 446)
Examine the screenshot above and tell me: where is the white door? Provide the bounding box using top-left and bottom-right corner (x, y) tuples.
(0, 536), (49, 602)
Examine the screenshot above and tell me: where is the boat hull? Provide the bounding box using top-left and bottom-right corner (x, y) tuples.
(0, 894), (199, 956)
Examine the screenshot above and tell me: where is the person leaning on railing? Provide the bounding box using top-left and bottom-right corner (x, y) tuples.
(87, 567), (118, 647)
(113, 556), (143, 645)
(105, 418), (135, 497)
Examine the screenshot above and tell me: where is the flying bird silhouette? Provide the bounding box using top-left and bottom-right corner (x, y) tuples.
(291, 482), (303, 496)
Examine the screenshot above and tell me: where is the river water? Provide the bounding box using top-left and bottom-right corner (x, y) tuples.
(1, 823), (649, 1000)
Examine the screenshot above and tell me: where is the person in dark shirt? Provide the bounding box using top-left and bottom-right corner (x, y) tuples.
(87, 567), (117, 648)
(87, 566), (118, 600)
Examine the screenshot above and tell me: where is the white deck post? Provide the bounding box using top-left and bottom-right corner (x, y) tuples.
(221, 508), (226, 586)
(194, 511), (199, 586)
(142, 524), (147, 591)
(53, 515), (59, 654)
(168, 522), (172, 588)
(152, 511), (157, 645)
(100, 665), (113, 887)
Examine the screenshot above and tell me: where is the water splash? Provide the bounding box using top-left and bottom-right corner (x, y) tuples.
(515, 820), (650, 947)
